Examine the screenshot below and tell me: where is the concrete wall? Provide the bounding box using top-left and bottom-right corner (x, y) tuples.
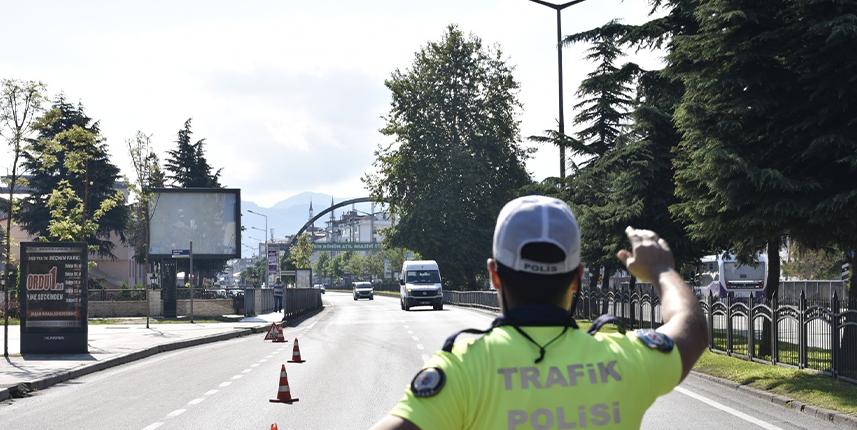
(89, 301), (149, 317)
(87, 289), (235, 318)
(177, 299), (234, 317)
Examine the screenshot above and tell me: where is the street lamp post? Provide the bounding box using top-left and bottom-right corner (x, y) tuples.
(527, 0), (589, 180)
(247, 209), (269, 284)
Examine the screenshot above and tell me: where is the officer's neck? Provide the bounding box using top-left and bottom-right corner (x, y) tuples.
(501, 304), (571, 326)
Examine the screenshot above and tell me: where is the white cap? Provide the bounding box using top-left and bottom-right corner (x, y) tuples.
(492, 195), (581, 275)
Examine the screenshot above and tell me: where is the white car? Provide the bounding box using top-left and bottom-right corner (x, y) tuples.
(400, 260), (443, 311)
(353, 281), (373, 300)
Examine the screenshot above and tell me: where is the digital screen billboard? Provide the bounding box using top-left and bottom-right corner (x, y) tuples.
(148, 188), (241, 259)
(19, 242), (88, 353)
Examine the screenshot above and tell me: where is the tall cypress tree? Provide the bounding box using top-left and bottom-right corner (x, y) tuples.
(18, 96), (128, 256)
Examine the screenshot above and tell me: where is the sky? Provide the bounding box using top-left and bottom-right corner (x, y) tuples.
(1, 0), (662, 207)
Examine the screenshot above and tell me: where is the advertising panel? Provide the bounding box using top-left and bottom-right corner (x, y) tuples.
(312, 242), (381, 252)
(19, 242), (88, 353)
(148, 188), (241, 259)
(267, 249), (279, 274)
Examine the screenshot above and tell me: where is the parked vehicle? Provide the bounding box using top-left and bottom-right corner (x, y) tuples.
(314, 283), (326, 294)
(353, 281), (373, 300)
(696, 253), (767, 300)
(400, 260), (443, 311)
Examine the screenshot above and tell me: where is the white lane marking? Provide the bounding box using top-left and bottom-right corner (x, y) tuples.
(404, 325), (410, 329)
(407, 330), (414, 335)
(142, 423), (164, 430)
(166, 409), (186, 418)
(219, 381), (232, 387)
(416, 344), (424, 350)
(231, 375), (243, 380)
(251, 363), (260, 367)
(204, 390), (219, 396)
(187, 398), (205, 406)
(411, 336), (419, 341)
(259, 359), (268, 363)
(242, 368), (252, 373)
(674, 387), (784, 430)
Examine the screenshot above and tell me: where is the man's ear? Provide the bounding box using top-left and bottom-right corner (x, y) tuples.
(487, 258), (502, 292)
(571, 263), (584, 293)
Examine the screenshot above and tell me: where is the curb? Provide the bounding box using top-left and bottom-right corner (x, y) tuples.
(1, 323), (276, 402)
(690, 371), (857, 429)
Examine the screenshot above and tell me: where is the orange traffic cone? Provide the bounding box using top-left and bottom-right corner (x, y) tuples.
(269, 364), (298, 403)
(289, 338), (305, 363)
(273, 325), (286, 343)
(271, 425), (278, 430)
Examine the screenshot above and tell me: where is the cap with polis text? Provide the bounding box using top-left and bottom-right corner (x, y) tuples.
(493, 195), (581, 275)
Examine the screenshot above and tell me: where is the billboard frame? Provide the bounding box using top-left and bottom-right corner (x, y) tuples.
(147, 187), (242, 260)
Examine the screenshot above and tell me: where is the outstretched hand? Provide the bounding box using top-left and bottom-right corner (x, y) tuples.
(616, 226), (675, 284)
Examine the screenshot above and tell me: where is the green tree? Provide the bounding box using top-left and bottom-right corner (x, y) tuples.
(365, 25), (530, 289)
(18, 97), (128, 256)
(670, 0), (797, 299)
(1, 79), (46, 349)
(127, 132), (164, 265)
(568, 26), (640, 160)
(782, 241), (843, 281)
(774, 0), (857, 372)
(561, 29), (640, 289)
(314, 252), (330, 281)
(164, 118), (221, 188)
(288, 234), (313, 269)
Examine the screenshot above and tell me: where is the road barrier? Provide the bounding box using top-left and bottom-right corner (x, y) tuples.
(283, 288), (323, 322)
(445, 285), (857, 384)
(444, 290), (499, 311)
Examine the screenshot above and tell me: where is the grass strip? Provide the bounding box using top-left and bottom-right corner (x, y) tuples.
(693, 351), (857, 416)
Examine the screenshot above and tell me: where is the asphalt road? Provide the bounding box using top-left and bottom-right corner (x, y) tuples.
(0, 292), (844, 430)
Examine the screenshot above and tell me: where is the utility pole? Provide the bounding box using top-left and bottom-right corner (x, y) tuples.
(527, 0), (590, 180)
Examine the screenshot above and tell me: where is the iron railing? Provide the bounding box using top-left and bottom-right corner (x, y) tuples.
(87, 289), (147, 301)
(283, 288), (323, 321)
(445, 286), (857, 383)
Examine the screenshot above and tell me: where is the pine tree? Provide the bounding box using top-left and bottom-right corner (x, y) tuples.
(18, 96), (128, 256)
(164, 119), (198, 187)
(165, 118), (222, 188)
(568, 26), (640, 160)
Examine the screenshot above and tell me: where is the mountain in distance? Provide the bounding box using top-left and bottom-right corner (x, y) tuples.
(239, 191), (377, 255)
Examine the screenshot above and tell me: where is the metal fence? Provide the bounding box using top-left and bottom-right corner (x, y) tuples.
(87, 289), (147, 301)
(444, 291), (499, 310)
(445, 286), (857, 383)
(283, 288), (323, 321)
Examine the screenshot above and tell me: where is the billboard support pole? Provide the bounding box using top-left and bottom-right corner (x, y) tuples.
(189, 241), (194, 324)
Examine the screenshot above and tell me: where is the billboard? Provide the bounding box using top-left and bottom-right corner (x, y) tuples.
(313, 242), (381, 252)
(19, 242), (88, 353)
(148, 188), (241, 259)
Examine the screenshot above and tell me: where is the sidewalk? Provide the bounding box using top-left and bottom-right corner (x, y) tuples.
(0, 312), (286, 401)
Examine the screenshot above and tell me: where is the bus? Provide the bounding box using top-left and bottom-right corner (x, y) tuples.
(696, 253), (767, 300)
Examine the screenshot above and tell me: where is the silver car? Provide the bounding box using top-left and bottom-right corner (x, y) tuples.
(353, 281), (374, 300)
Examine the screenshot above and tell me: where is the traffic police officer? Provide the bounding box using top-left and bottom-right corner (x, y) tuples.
(372, 195), (708, 430)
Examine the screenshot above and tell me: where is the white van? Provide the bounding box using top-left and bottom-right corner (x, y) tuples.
(399, 260), (443, 311)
